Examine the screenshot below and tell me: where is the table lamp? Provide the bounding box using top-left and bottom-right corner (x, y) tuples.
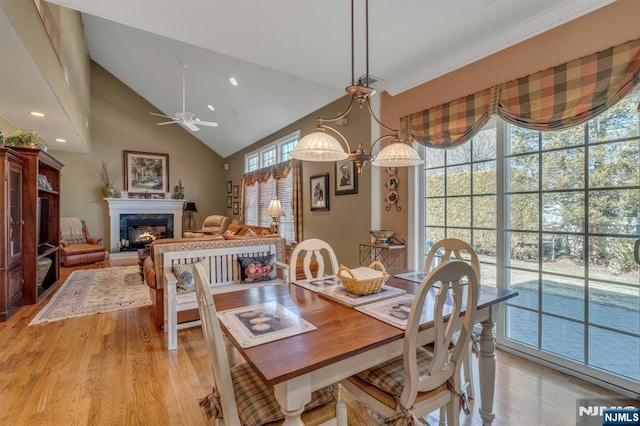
(184, 202), (198, 231)
(265, 198), (285, 234)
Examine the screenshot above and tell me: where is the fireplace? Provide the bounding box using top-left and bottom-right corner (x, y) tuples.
(119, 214), (173, 250)
(105, 198), (186, 252)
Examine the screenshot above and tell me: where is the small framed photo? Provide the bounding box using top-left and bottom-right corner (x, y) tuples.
(121, 191), (129, 199)
(310, 173), (329, 211)
(233, 185), (239, 199)
(335, 159), (358, 195)
(226, 196), (232, 208)
(226, 181), (232, 194)
(233, 201), (239, 215)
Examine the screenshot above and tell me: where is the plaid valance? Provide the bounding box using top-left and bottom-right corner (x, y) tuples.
(402, 37), (640, 149)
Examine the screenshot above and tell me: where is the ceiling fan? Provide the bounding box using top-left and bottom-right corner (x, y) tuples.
(150, 63), (218, 132)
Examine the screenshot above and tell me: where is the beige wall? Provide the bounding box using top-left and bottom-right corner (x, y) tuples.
(224, 95), (372, 267)
(52, 62), (225, 247)
(379, 0), (640, 243)
(2, 0), (91, 147)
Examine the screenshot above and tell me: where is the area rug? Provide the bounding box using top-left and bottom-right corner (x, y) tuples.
(30, 266), (151, 325)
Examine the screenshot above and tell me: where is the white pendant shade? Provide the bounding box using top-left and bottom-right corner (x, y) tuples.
(290, 131), (349, 162)
(371, 141), (423, 167)
(265, 198), (285, 217)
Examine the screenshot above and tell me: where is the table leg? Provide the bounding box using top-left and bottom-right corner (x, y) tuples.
(274, 376), (311, 425)
(478, 318), (496, 425)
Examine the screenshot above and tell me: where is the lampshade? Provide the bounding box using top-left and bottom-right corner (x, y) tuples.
(265, 198), (285, 217)
(290, 130), (349, 162)
(371, 140), (423, 167)
(184, 202), (198, 212)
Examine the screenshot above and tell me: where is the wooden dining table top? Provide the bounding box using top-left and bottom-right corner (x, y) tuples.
(211, 268), (517, 386)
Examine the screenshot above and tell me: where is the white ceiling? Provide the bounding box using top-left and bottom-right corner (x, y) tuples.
(1, 0), (615, 158)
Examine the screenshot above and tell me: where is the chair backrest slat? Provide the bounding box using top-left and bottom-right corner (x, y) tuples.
(289, 238), (340, 281)
(193, 263), (242, 426)
(424, 238), (481, 283)
(401, 260), (478, 408)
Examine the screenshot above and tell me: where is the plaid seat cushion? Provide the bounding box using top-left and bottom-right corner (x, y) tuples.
(200, 362), (334, 425)
(356, 347), (434, 397)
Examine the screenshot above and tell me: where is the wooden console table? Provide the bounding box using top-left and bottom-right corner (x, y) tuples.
(359, 242), (406, 269)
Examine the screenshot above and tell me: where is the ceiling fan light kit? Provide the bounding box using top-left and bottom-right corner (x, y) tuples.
(150, 63), (218, 132)
(290, 0), (423, 173)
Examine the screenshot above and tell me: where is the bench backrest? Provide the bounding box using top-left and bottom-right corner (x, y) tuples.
(162, 242), (280, 288)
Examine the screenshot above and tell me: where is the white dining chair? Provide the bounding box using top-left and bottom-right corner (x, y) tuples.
(289, 238), (340, 281)
(425, 238), (481, 400)
(192, 262), (347, 426)
(341, 261), (479, 425)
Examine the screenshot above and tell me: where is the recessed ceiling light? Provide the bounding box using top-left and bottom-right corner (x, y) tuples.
(30, 111), (45, 117)
(229, 77), (238, 87)
(207, 104), (215, 111)
(55, 138), (66, 143)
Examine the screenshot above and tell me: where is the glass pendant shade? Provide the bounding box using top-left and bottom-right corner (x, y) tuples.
(371, 141), (423, 167)
(290, 130), (349, 162)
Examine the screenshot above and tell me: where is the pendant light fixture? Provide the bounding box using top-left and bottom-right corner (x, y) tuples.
(290, 0), (423, 173)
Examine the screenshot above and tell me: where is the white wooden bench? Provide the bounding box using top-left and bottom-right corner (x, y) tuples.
(163, 242), (287, 350)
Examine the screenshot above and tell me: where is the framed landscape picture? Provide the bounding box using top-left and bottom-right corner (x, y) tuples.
(123, 150), (169, 195)
(233, 201), (239, 215)
(310, 173), (329, 211)
(226, 196), (232, 208)
(335, 159), (357, 195)
(227, 181), (232, 194)
(233, 185), (239, 199)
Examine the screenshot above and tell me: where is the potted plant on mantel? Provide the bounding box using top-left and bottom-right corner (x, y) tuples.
(3, 130), (48, 151)
(99, 158), (120, 198)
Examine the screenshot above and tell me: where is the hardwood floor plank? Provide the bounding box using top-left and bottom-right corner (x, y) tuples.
(0, 258), (634, 425)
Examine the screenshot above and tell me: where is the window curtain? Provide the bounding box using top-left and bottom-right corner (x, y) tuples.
(240, 160), (302, 243)
(401, 37), (640, 148)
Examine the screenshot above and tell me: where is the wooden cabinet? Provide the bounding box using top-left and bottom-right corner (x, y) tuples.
(12, 147), (63, 305)
(0, 148), (25, 321)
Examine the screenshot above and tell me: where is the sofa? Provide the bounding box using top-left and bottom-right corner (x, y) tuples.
(59, 217), (106, 266)
(182, 214), (229, 238)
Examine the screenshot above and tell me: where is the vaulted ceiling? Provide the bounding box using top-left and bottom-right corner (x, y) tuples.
(0, 0), (615, 157)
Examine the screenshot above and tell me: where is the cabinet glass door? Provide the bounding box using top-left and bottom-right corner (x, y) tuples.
(9, 168), (21, 258)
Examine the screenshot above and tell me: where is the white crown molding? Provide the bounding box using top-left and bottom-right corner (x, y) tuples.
(386, 0), (616, 96)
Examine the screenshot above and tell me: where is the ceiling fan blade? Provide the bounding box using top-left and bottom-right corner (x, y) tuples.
(183, 121), (200, 132)
(150, 112), (176, 119)
(156, 121), (178, 126)
(195, 120), (218, 127)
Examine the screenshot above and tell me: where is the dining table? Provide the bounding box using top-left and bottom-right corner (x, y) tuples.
(211, 268), (518, 425)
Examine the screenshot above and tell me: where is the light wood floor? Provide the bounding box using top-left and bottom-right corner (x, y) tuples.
(0, 257), (634, 425)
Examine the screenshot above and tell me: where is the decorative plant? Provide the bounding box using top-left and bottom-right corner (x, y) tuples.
(98, 158), (120, 187)
(3, 130), (43, 148)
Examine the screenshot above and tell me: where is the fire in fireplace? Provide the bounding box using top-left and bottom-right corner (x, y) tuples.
(119, 214), (173, 250)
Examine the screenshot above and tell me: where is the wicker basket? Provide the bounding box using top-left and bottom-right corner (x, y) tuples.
(337, 261), (389, 295)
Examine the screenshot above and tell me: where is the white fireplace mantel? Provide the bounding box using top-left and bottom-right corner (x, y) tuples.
(104, 198), (186, 251)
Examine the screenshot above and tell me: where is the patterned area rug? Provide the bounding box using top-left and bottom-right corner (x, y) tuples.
(30, 266), (151, 325)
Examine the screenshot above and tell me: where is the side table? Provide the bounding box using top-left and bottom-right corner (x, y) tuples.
(359, 242), (406, 269)
(137, 248), (150, 283)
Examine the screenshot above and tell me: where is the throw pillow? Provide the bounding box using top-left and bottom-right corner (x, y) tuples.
(63, 233), (87, 245)
(237, 254), (275, 283)
(172, 260), (206, 293)
(223, 230), (235, 236)
(245, 228), (258, 237)
(227, 223), (243, 234)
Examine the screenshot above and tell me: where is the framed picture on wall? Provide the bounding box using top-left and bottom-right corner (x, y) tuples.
(233, 201), (239, 215)
(123, 150), (169, 195)
(226, 196), (232, 208)
(310, 173), (329, 211)
(233, 185), (239, 199)
(335, 159), (358, 195)
(226, 181), (232, 194)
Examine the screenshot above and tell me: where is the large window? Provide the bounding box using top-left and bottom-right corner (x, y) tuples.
(418, 89), (640, 394)
(243, 132), (299, 243)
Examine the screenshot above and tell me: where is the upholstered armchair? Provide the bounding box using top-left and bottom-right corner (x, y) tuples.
(59, 217), (106, 266)
(183, 215), (230, 238)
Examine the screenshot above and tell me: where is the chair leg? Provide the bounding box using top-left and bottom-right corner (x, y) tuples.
(438, 407), (446, 425)
(334, 383), (348, 426)
(447, 396), (461, 426)
(464, 342), (476, 400)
